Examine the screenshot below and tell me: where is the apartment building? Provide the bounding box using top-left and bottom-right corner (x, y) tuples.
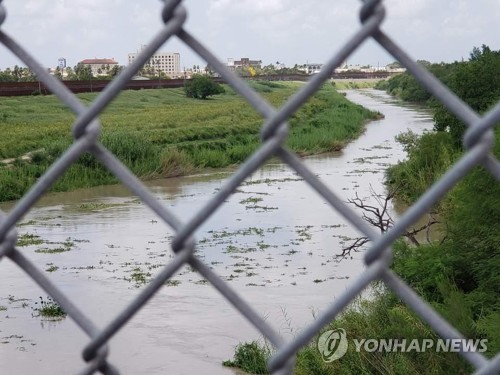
(128, 46), (181, 77)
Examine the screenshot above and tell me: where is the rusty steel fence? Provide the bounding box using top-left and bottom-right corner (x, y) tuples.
(0, 0), (499, 374)
(0, 73), (394, 97)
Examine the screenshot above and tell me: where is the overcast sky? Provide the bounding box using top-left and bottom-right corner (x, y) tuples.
(1, 0), (499, 70)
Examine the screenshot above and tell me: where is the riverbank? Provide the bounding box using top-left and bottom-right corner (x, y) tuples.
(378, 51), (500, 374)
(0, 81), (380, 202)
(331, 78), (382, 90)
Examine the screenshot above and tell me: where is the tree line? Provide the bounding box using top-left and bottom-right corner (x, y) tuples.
(0, 62), (125, 82)
(376, 44), (500, 146)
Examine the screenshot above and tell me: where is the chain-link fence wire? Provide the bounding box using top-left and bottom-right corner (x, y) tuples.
(0, 0), (499, 373)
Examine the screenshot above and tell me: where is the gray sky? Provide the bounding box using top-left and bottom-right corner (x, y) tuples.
(1, 0), (499, 70)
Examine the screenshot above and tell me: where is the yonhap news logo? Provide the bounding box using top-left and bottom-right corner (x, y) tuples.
(317, 329), (349, 362)
(317, 328), (488, 362)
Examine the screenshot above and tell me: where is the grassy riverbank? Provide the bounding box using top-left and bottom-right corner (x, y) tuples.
(0, 81), (380, 202)
(224, 283), (482, 374)
(332, 79), (381, 90)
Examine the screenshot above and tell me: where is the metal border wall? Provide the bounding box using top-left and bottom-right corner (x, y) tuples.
(0, 0), (499, 373)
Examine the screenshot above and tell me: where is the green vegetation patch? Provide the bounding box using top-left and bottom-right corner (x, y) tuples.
(35, 246), (71, 254)
(332, 80), (379, 90)
(33, 296), (66, 319)
(0, 82), (378, 202)
(45, 264), (59, 272)
(377, 45), (500, 146)
(375, 45), (499, 373)
(16, 233), (44, 247)
(76, 202), (126, 211)
(125, 267), (152, 287)
(223, 341), (271, 374)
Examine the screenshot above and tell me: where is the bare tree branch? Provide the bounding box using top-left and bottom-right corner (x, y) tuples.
(337, 185), (441, 259)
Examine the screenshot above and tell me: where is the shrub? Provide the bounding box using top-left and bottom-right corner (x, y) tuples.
(184, 75), (225, 99)
(386, 131), (459, 204)
(223, 341), (271, 374)
(33, 296), (66, 319)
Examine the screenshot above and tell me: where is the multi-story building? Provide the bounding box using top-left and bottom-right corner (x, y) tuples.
(227, 57), (262, 71)
(57, 57), (66, 69)
(80, 58), (118, 76)
(298, 63), (323, 75)
(128, 46), (181, 77)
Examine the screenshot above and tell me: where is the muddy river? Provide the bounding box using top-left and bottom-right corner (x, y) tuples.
(0, 89), (432, 374)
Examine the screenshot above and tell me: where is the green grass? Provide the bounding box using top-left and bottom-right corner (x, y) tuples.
(33, 296), (66, 319)
(331, 79), (380, 90)
(223, 341), (271, 374)
(386, 130), (460, 207)
(0, 82), (378, 202)
(224, 284), (493, 375)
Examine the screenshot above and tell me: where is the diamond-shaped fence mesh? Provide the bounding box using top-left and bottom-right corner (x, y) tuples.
(0, 0), (499, 374)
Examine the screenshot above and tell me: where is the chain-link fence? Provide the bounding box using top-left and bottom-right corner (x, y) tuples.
(0, 0), (499, 373)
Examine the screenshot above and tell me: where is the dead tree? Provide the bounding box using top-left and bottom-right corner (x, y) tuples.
(337, 185), (441, 259)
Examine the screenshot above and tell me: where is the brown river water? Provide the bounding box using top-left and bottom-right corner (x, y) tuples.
(0, 89), (433, 374)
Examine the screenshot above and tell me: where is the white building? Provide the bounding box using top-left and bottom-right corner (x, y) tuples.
(80, 58), (119, 76)
(57, 57), (66, 69)
(128, 45), (181, 77)
(298, 63), (323, 75)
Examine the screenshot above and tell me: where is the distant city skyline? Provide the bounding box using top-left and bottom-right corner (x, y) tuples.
(1, 0), (499, 70)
